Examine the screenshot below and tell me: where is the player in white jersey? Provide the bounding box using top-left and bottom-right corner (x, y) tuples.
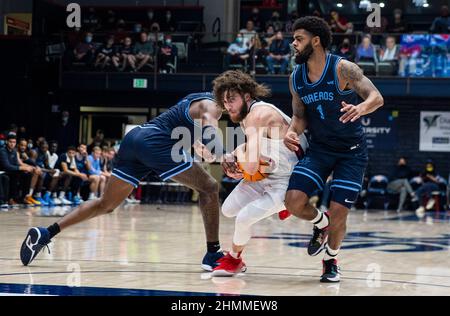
(211, 70), (308, 276)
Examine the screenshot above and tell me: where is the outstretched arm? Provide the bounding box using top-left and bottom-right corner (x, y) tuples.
(338, 60), (384, 123)
(284, 74), (307, 152)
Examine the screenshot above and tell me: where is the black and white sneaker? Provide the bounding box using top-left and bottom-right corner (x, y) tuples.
(320, 259), (341, 283)
(20, 227), (51, 266)
(307, 226), (328, 256)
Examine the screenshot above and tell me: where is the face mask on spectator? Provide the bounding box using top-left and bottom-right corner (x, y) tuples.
(166, 39), (172, 45)
(236, 37), (243, 44)
(85, 36), (93, 43)
(62, 117), (69, 124)
(27, 143), (33, 150)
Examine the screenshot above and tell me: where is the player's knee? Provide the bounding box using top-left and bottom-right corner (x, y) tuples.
(221, 199), (236, 218)
(285, 195), (308, 215)
(235, 212), (253, 228)
(97, 197), (114, 213)
(199, 179), (219, 195)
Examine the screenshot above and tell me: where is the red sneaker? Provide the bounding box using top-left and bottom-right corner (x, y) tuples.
(278, 209), (291, 220)
(211, 253), (247, 277)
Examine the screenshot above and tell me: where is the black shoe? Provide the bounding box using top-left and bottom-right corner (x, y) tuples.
(307, 226), (328, 256)
(320, 259), (341, 283)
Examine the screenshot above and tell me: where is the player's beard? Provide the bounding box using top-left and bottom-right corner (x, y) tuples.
(232, 100), (249, 123)
(295, 41), (314, 64)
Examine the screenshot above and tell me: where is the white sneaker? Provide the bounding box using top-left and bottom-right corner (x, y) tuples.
(60, 197), (73, 205)
(426, 198), (435, 210)
(131, 198), (140, 204)
(416, 206), (425, 218)
(125, 198), (134, 204)
(52, 197), (62, 205)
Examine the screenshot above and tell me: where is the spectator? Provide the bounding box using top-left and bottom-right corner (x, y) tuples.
(132, 23), (144, 41)
(114, 19), (128, 44)
(0, 171), (8, 208)
(240, 20), (257, 49)
(266, 11), (284, 32)
(263, 25), (276, 47)
(0, 134), (40, 206)
(387, 157), (417, 212)
(73, 32), (96, 66)
(366, 16), (389, 34)
(285, 10), (299, 33)
(379, 35), (400, 71)
(53, 110), (78, 153)
(35, 141), (60, 206)
(160, 10), (177, 32)
(104, 9), (117, 31)
(415, 160), (442, 216)
(389, 9), (408, 33)
(248, 35), (267, 72)
(334, 37), (356, 61)
(88, 129), (108, 153)
(88, 146), (107, 197)
(356, 34), (376, 62)
(17, 139), (30, 162)
(143, 9), (158, 31)
(100, 147), (115, 184)
(158, 35), (178, 74)
(7, 124), (18, 137)
(249, 7), (263, 31)
(266, 31), (290, 74)
(94, 36), (116, 70)
(75, 144), (100, 202)
(329, 11), (349, 33)
(129, 32), (154, 72)
(430, 5), (450, 34)
(225, 33), (249, 69)
(55, 146), (84, 205)
(148, 22), (164, 44)
(112, 36), (133, 72)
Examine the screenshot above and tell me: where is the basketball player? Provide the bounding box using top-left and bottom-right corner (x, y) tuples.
(210, 71), (308, 276)
(20, 92), (231, 271)
(284, 17), (384, 282)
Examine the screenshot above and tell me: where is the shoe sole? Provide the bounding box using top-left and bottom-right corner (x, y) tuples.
(211, 266), (247, 277)
(201, 264), (213, 272)
(308, 236), (328, 256)
(320, 277), (340, 283)
(20, 228), (40, 266)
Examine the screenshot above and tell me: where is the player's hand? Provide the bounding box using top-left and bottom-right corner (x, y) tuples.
(221, 153), (243, 180)
(284, 131), (300, 152)
(193, 140), (216, 163)
(340, 101), (364, 123)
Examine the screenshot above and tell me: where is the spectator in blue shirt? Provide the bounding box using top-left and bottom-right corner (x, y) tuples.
(266, 31), (290, 74)
(88, 146), (107, 197)
(226, 33), (249, 70)
(430, 5), (450, 34)
(356, 35), (376, 62)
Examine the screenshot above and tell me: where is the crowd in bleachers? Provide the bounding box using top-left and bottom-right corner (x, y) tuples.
(61, 4), (450, 76)
(0, 125), (120, 208)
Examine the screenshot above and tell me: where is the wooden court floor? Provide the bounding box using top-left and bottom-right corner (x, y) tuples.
(1, 204), (449, 296)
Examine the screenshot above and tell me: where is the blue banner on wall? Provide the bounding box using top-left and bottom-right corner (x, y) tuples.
(361, 110), (398, 150)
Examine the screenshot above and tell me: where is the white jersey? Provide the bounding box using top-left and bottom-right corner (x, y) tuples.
(241, 101), (308, 179)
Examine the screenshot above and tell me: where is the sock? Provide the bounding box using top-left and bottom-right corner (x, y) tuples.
(310, 209), (329, 229)
(47, 223), (61, 239)
(89, 192), (95, 199)
(230, 250), (242, 259)
(324, 244), (339, 261)
(59, 191), (65, 199)
(207, 241), (221, 253)
(52, 192), (57, 198)
(28, 188), (34, 197)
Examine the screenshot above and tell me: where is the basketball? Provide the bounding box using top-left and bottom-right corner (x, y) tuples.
(237, 159), (270, 182)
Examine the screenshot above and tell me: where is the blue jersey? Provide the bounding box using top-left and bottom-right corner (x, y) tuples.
(142, 92), (215, 143)
(292, 53), (365, 151)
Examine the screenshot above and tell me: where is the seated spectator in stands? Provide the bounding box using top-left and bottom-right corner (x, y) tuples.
(266, 31), (290, 74)
(160, 10), (177, 32)
(248, 35), (267, 72)
(104, 9), (117, 31)
(94, 36), (116, 70)
(114, 19), (128, 44)
(149, 22), (164, 44)
(263, 25), (276, 47)
(365, 16), (389, 34)
(415, 160), (442, 215)
(76, 144), (100, 202)
(100, 147), (115, 185)
(379, 35), (400, 70)
(225, 33), (249, 69)
(83, 7), (101, 32)
(285, 10), (299, 33)
(67, 26), (83, 51)
(250, 7), (263, 32)
(329, 11), (349, 33)
(143, 9), (158, 31)
(35, 141), (60, 206)
(158, 35), (178, 74)
(387, 157), (417, 212)
(240, 20), (257, 49)
(356, 34), (376, 62)
(88, 129), (108, 153)
(0, 171), (8, 208)
(334, 37), (356, 61)
(266, 11), (284, 32)
(132, 23), (144, 42)
(389, 9), (408, 33)
(430, 5), (450, 34)
(73, 32), (96, 66)
(88, 146), (107, 197)
(112, 37), (134, 72)
(0, 134), (41, 206)
(56, 146), (85, 205)
(129, 32), (154, 72)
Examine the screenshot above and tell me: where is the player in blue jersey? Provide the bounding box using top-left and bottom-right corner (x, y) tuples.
(20, 92), (233, 271)
(283, 17), (384, 282)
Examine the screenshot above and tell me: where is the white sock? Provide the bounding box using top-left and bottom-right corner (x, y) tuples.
(324, 244), (339, 261)
(230, 250), (242, 259)
(59, 192), (65, 199)
(310, 209), (329, 229)
(52, 192), (57, 198)
(89, 193), (96, 199)
(28, 188), (34, 196)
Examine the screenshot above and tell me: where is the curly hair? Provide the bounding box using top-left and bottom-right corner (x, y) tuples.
(292, 16), (332, 49)
(212, 70), (271, 109)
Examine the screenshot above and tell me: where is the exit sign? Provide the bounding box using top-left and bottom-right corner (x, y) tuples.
(133, 79), (148, 89)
